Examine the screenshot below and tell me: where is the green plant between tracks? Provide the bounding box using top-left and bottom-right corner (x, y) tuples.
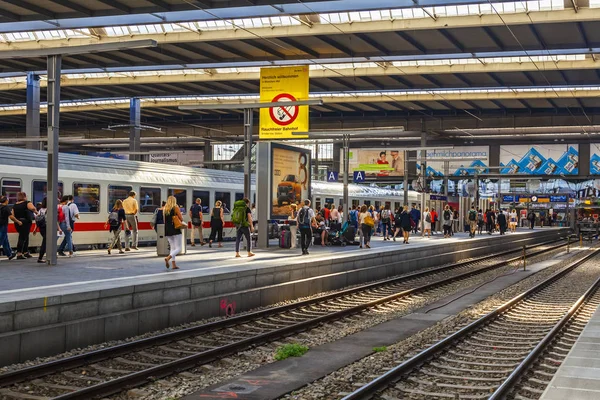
(274, 343), (309, 361)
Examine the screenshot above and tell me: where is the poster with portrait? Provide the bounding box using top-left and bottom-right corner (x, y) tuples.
(500, 145), (579, 175)
(271, 143), (311, 219)
(342, 149), (404, 177)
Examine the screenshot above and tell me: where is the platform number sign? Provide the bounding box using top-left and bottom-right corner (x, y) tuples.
(353, 171), (366, 183)
(327, 171), (339, 182)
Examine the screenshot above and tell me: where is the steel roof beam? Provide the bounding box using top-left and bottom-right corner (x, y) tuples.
(395, 32), (426, 53)
(355, 33), (391, 55)
(0, 7), (20, 21)
(95, 0), (130, 14)
(439, 28), (465, 52)
(276, 37), (320, 58)
(1, 0), (56, 19)
(359, 76), (386, 90)
(51, 0), (93, 16)
(173, 43), (224, 62)
(316, 35), (354, 56)
(482, 27), (505, 50)
(240, 39), (286, 59)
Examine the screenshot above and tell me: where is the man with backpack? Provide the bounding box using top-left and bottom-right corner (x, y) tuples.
(57, 195), (73, 257)
(349, 205), (359, 232)
(0, 195), (18, 260)
(298, 199), (316, 255)
(468, 205), (478, 238)
(232, 198), (254, 258)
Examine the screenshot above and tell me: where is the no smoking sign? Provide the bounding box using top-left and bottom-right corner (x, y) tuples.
(269, 93), (299, 126)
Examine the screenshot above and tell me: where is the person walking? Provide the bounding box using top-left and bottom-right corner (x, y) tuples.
(122, 191), (139, 251)
(468, 205), (478, 238)
(410, 205), (420, 234)
(162, 196), (183, 270)
(58, 195), (79, 255)
(298, 199), (315, 255)
(359, 205), (373, 248)
(486, 209), (496, 234)
(12, 192), (37, 259)
(423, 207), (432, 238)
(105, 199), (126, 255)
(233, 198), (255, 258)
(288, 204), (298, 249)
(189, 198), (205, 247)
(509, 209), (518, 233)
(349, 205), (359, 233)
(33, 198), (48, 263)
(0, 195), (17, 260)
(208, 200), (224, 248)
(477, 208), (484, 235)
(392, 207), (403, 241)
(528, 210), (536, 229)
(399, 206), (412, 244)
(381, 204), (392, 240)
(497, 209), (508, 235)
(57, 195), (73, 257)
(430, 208), (438, 235)
(442, 205), (453, 238)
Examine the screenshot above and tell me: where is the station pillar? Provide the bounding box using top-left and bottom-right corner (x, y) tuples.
(26, 72), (41, 150)
(129, 98), (141, 161)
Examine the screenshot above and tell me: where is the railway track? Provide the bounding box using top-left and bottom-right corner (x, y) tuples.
(0, 238), (567, 400)
(341, 246), (600, 400)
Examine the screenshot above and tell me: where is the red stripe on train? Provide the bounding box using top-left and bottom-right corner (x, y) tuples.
(7, 221), (234, 233)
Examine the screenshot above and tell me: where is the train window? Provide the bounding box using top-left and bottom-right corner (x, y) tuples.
(140, 187), (161, 213)
(168, 188), (187, 210)
(32, 181), (64, 206)
(215, 192), (231, 214)
(394, 202), (401, 212)
(108, 185), (132, 211)
(73, 183), (101, 213)
(352, 199), (359, 208)
(375, 201), (381, 210)
(235, 192), (244, 202)
(385, 201), (391, 209)
(1, 179), (21, 205)
(364, 200), (371, 207)
(192, 190), (210, 213)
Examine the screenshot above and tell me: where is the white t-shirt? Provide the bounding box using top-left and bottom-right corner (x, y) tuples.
(68, 202), (80, 219)
(509, 212), (517, 222)
(330, 208), (339, 222)
(359, 212), (369, 224)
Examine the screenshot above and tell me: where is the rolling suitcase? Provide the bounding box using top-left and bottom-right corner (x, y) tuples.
(280, 229), (292, 249)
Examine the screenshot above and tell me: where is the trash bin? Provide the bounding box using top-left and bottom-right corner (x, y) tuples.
(156, 224), (169, 256)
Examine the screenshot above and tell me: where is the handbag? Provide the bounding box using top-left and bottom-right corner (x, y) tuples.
(172, 213), (186, 230)
(192, 217), (202, 226)
(364, 215), (375, 227)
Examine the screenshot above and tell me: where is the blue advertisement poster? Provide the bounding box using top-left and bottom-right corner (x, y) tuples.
(590, 144), (600, 175)
(500, 145), (578, 175)
(416, 146), (489, 177)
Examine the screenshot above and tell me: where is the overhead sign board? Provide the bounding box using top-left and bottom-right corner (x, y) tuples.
(259, 66), (309, 140)
(327, 171), (339, 182)
(353, 171), (366, 183)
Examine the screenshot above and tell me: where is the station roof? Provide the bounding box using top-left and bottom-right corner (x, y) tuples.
(0, 0), (597, 141)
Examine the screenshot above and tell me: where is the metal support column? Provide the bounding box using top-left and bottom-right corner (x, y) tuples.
(256, 142), (270, 248)
(403, 150), (409, 207)
(314, 142), (320, 180)
(129, 98), (141, 161)
(443, 161), (449, 197)
(420, 132), (427, 236)
(45, 55), (61, 266)
(26, 72), (41, 150)
(243, 108), (253, 199)
(342, 134), (350, 222)
(474, 173), (480, 208)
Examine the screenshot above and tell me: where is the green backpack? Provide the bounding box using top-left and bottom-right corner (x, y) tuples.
(231, 200), (249, 228)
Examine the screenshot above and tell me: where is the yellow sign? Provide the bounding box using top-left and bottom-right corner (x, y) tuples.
(259, 66), (309, 139)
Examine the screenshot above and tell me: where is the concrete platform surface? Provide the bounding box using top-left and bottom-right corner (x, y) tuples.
(183, 247), (582, 400)
(541, 302), (600, 400)
(0, 228), (561, 301)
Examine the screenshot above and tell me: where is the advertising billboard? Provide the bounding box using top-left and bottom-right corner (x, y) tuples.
(271, 143), (311, 219)
(500, 145), (579, 175)
(590, 144), (600, 175)
(259, 66), (309, 140)
(342, 149), (404, 178)
(417, 146), (489, 177)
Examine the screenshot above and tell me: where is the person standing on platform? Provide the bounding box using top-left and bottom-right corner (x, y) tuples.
(189, 198), (205, 247)
(349, 205), (359, 233)
(251, 203), (257, 229)
(392, 206), (403, 241)
(468, 205), (478, 238)
(33, 198), (48, 263)
(163, 195), (183, 270)
(0, 196), (17, 260)
(381, 204), (392, 240)
(233, 198), (255, 258)
(509, 208), (518, 233)
(298, 199), (315, 255)
(399, 206), (412, 244)
(208, 200), (224, 248)
(477, 208), (484, 235)
(12, 192), (37, 259)
(288, 204), (298, 249)
(422, 207), (432, 238)
(122, 191), (139, 251)
(106, 199), (126, 255)
(486, 209), (496, 234)
(442, 205), (453, 238)
(58, 195), (79, 254)
(359, 205), (373, 249)
(330, 204), (340, 232)
(410, 204), (420, 234)
(497, 209), (508, 235)
(528, 210), (536, 229)
(57, 195), (73, 257)
(430, 208), (438, 235)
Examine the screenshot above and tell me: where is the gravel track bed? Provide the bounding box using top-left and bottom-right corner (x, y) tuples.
(509, 290), (600, 400)
(0, 244), (564, 400)
(284, 247), (596, 400)
(97, 246), (569, 400)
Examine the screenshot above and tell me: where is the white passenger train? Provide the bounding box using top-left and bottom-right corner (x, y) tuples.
(0, 147), (425, 247)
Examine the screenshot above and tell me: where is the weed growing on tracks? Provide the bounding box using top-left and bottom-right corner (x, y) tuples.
(372, 346), (388, 353)
(274, 343), (309, 361)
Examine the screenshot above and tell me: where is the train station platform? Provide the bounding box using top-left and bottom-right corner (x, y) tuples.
(0, 228), (567, 366)
(541, 302), (600, 400)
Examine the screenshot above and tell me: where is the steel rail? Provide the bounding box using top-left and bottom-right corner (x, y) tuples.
(341, 246), (600, 400)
